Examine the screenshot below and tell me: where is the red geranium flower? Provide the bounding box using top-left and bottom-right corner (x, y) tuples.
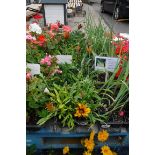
(33, 13), (43, 20)
(115, 66), (123, 78)
(115, 40), (129, 55)
(38, 35), (46, 43)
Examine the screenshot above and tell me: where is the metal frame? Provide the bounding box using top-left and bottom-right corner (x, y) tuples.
(42, 3), (67, 26)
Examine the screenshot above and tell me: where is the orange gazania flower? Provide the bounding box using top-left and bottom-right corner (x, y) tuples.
(84, 138), (95, 152)
(101, 146), (113, 155)
(98, 130), (109, 142)
(74, 103), (91, 118)
(45, 103), (54, 112)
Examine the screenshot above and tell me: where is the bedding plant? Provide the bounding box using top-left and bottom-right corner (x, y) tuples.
(26, 15), (129, 129)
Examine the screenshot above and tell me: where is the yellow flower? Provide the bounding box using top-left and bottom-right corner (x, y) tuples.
(84, 138), (95, 152)
(74, 103), (91, 118)
(98, 130), (109, 142)
(101, 146), (113, 155)
(83, 151), (92, 155)
(63, 146), (69, 155)
(89, 130), (95, 141)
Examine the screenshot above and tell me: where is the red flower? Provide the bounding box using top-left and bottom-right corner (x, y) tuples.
(115, 66), (123, 78)
(119, 111), (125, 117)
(114, 40), (129, 55)
(31, 35), (46, 46)
(33, 13), (43, 20)
(38, 35), (46, 43)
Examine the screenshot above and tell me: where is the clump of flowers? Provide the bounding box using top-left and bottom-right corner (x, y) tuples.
(63, 146), (70, 155)
(83, 138), (95, 152)
(31, 34), (46, 46)
(74, 103), (91, 118)
(101, 145), (113, 155)
(40, 54), (52, 66)
(98, 130), (109, 142)
(81, 130), (95, 153)
(29, 23), (42, 34)
(112, 35), (129, 79)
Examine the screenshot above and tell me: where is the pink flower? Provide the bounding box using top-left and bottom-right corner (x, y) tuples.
(26, 34), (36, 41)
(62, 25), (72, 32)
(119, 111), (125, 117)
(26, 72), (32, 81)
(47, 61), (51, 66)
(40, 54), (52, 66)
(26, 34), (33, 40)
(50, 23), (59, 31)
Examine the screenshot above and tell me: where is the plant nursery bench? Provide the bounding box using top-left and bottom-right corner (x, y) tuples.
(26, 123), (129, 150)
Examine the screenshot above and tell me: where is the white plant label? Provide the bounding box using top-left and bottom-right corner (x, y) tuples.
(95, 56), (119, 72)
(56, 55), (72, 64)
(27, 63), (40, 76)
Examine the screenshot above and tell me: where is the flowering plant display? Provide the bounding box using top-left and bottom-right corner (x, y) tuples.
(26, 16), (129, 129)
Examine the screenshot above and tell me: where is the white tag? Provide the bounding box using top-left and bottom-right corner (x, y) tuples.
(95, 56), (119, 72)
(56, 55), (72, 64)
(27, 63), (40, 76)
